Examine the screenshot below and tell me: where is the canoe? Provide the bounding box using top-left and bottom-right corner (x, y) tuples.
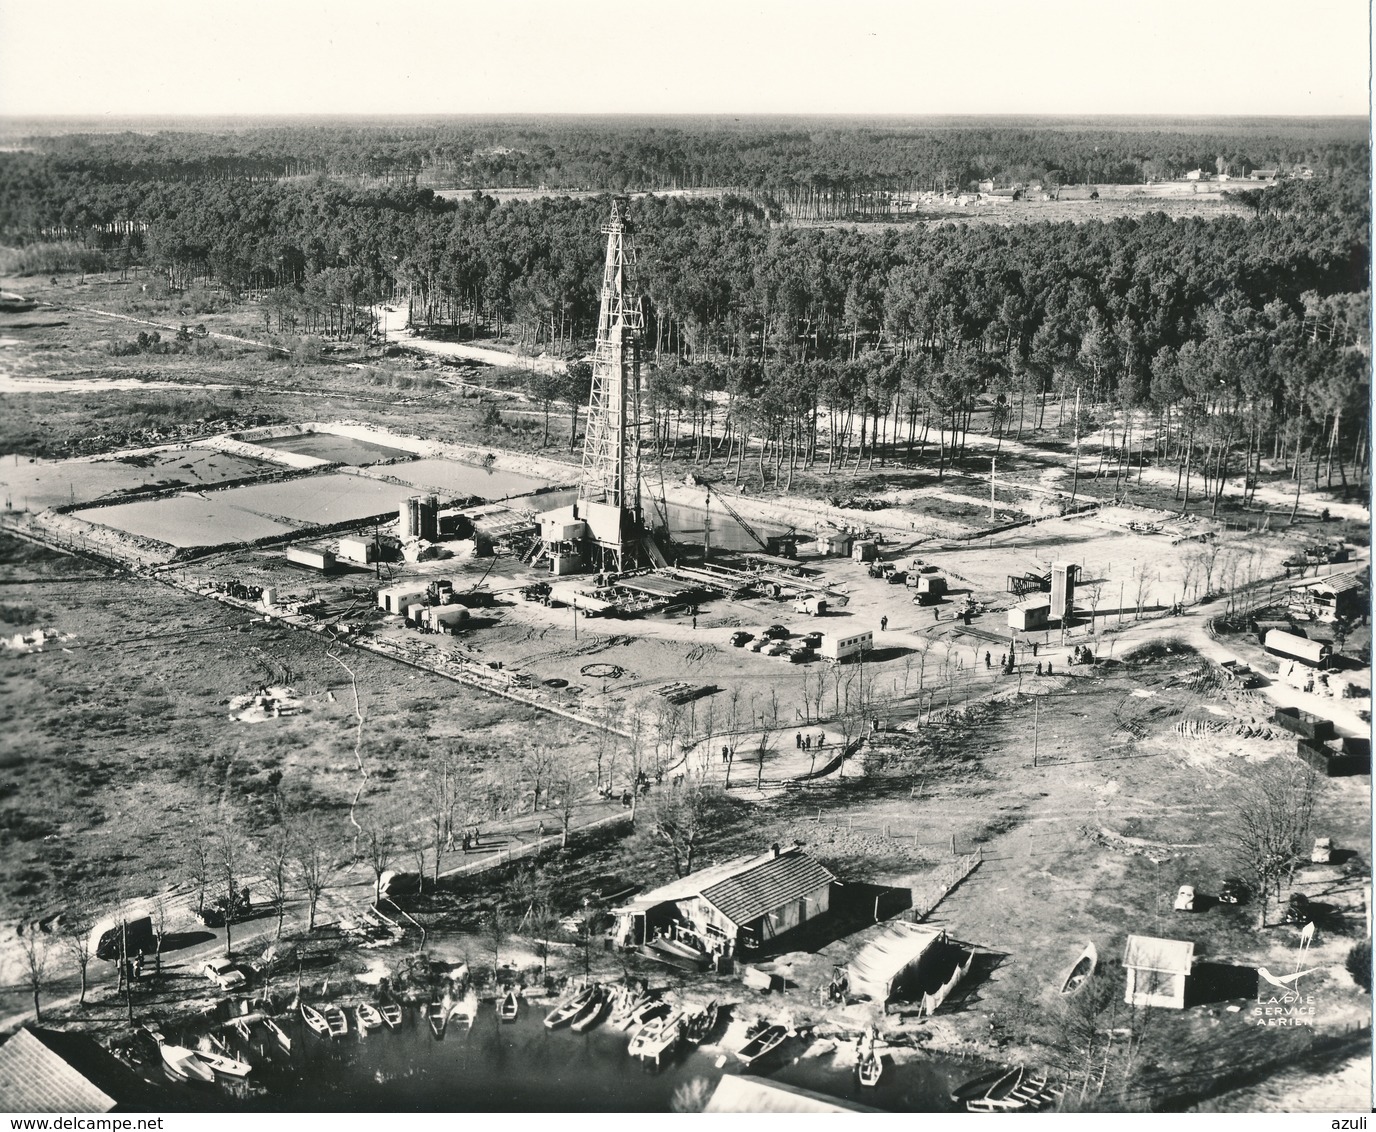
(570, 989), (608, 1033)
(379, 1003), (403, 1030)
(427, 1001), (447, 1038)
(965, 1066), (1026, 1112)
(545, 984), (598, 1030)
(263, 1017), (292, 1052)
(858, 1052), (883, 1088)
(735, 1023), (786, 1067)
(324, 1007), (349, 1038)
(1059, 941), (1098, 996)
(628, 1009), (682, 1061)
(681, 1000), (718, 1046)
(498, 988), (520, 1023)
(301, 1004), (329, 1038)
(195, 1049), (252, 1078)
(612, 992), (653, 1029)
(161, 1044), (215, 1084)
(356, 1003), (384, 1033)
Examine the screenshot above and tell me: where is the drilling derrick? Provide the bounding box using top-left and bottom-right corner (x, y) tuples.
(577, 199), (646, 572)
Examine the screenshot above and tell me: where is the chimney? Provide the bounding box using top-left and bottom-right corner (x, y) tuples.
(772, 842), (780, 858)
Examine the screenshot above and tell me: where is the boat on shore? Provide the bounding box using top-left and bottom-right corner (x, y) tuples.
(613, 991), (654, 1029)
(301, 1004), (330, 1038)
(498, 986), (520, 1023)
(323, 1007), (349, 1039)
(963, 1066), (1026, 1111)
(621, 997), (668, 1032)
(570, 987), (608, 1033)
(356, 1003), (384, 1033)
(161, 1044), (216, 1084)
(628, 1008), (683, 1064)
(735, 1023), (787, 1068)
(680, 1000), (718, 1046)
(857, 1051), (883, 1087)
(379, 1003), (403, 1030)
(426, 1001), (447, 1039)
(263, 1017), (292, 1052)
(448, 991), (479, 1031)
(544, 984), (598, 1030)
(195, 1049), (252, 1079)
(1059, 941), (1098, 996)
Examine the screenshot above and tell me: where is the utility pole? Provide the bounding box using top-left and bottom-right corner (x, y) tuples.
(990, 456), (996, 521)
(1069, 387), (1082, 507)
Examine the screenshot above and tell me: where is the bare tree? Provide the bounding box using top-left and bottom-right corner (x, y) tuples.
(521, 743), (559, 814)
(291, 813), (341, 932)
(638, 782), (729, 878)
(218, 823), (250, 956)
(363, 825), (395, 905)
(260, 827), (292, 941)
(402, 826), (429, 895)
(59, 903), (94, 1007)
(1221, 759), (1320, 927)
(18, 920), (51, 1022)
(485, 908), (511, 982)
(188, 825), (214, 916)
(150, 897), (169, 978)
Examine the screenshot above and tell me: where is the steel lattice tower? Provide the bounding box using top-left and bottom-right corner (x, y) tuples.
(577, 200), (645, 572)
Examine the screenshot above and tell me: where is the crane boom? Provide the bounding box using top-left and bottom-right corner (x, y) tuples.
(705, 483), (770, 554)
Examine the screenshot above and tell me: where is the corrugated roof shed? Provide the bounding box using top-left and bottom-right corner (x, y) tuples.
(1123, 934), (1195, 975)
(0, 1028), (126, 1113)
(699, 850), (835, 927)
(705, 1074), (880, 1113)
(1311, 573), (1365, 596)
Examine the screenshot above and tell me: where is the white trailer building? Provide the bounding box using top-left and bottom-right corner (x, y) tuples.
(820, 630), (872, 662)
(377, 584), (427, 615)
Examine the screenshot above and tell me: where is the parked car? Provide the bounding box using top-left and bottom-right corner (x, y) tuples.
(765, 642), (790, 657)
(1218, 877), (1248, 905)
(730, 631), (754, 647)
(1311, 837), (1333, 864)
(748, 638), (768, 652)
(763, 624), (790, 640)
(887, 571), (908, 585)
(1173, 885), (1196, 912)
(201, 957), (247, 991)
(802, 631), (823, 649)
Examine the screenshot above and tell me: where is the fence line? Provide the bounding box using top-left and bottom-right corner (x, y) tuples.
(909, 846), (984, 922)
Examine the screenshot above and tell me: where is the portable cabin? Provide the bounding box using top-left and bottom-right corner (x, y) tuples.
(851, 540), (879, 563)
(1123, 934), (1194, 1010)
(913, 573), (947, 597)
(422, 605), (470, 634)
(377, 584), (427, 615)
(819, 630), (873, 662)
(286, 545), (334, 572)
(1265, 629), (1332, 669)
(1008, 595), (1051, 632)
(337, 536), (378, 564)
(816, 530), (853, 557)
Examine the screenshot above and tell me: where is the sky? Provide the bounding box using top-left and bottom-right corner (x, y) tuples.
(0, 0), (1369, 118)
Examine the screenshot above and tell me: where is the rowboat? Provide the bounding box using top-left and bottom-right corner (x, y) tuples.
(964, 1066), (1026, 1112)
(857, 1051), (883, 1088)
(356, 1003), (384, 1033)
(448, 991), (479, 1030)
(544, 984), (598, 1029)
(263, 1017), (292, 1052)
(1059, 941), (1098, 996)
(628, 1008), (682, 1063)
(323, 1007), (349, 1038)
(612, 991), (653, 1029)
(301, 1004), (330, 1037)
(622, 998), (669, 1032)
(426, 1001), (447, 1038)
(498, 987), (520, 1023)
(379, 1003), (403, 1030)
(569, 988), (608, 1033)
(951, 1066), (1013, 1105)
(735, 1023), (786, 1068)
(195, 1049), (252, 1078)
(680, 1000), (718, 1046)
(161, 1044), (216, 1084)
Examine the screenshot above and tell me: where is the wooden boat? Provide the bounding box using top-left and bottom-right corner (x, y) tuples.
(680, 1000), (718, 1046)
(450, 991), (479, 1029)
(544, 984), (597, 1030)
(300, 1004), (330, 1038)
(161, 1044), (216, 1084)
(498, 987), (520, 1023)
(263, 1017), (292, 1052)
(195, 1049), (252, 1078)
(569, 988), (608, 1033)
(323, 1007), (349, 1038)
(612, 991), (653, 1029)
(993, 1073), (1055, 1111)
(355, 1003), (383, 1033)
(735, 1023), (787, 1068)
(857, 1051), (883, 1088)
(623, 998), (669, 1032)
(628, 1008), (682, 1062)
(379, 1003), (403, 1030)
(965, 1066), (1026, 1112)
(648, 935), (710, 966)
(426, 1001), (447, 1038)
(950, 1066), (1013, 1105)
(1059, 941), (1098, 997)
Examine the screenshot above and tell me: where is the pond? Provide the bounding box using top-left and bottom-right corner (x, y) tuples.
(253, 432), (415, 465)
(535, 490), (794, 554)
(381, 458), (556, 501)
(0, 450), (271, 511)
(71, 493), (300, 547)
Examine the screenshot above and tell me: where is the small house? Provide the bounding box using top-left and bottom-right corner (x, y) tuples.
(337, 535), (378, 564)
(1183, 169), (1203, 181)
(1123, 934), (1194, 1009)
(852, 540), (879, 563)
(377, 583), (427, 615)
(1288, 573), (1365, 624)
(820, 630), (873, 662)
(1008, 595), (1051, 632)
(816, 530), (853, 557)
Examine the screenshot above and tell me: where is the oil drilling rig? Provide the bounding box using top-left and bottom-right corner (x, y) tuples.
(535, 201), (664, 574)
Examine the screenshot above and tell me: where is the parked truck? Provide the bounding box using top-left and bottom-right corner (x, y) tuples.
(95, 915), (155, 961)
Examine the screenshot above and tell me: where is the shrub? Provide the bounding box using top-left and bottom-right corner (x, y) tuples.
(1346, 943), (1371, 992)
(1121, 636), (1196, 662)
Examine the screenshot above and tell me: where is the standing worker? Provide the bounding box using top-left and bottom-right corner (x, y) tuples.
(880, 615), (888, 632)
(985, 651), (991, 670)
(932, 607), (939, 622)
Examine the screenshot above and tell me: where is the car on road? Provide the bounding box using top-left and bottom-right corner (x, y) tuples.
(201, 957), (248, 991)
(1218, 877), (1248, 905)
(1173, 885), (1196, 912)
(763, 624), (791, 640)
(730, 631), (753, 648)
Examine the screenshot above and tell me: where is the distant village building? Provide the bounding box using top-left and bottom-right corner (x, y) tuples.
(1123, 934), (1194, 1009)
(1287, 572), (1365, 624)
(1184, 169), (1204, 181)
(977, 179), (995, 193)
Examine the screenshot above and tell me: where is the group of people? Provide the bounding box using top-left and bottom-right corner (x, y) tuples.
(794, 731), (827, 751)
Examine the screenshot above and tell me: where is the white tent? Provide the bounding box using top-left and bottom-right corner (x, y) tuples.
(846, 922), (944, 1002)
